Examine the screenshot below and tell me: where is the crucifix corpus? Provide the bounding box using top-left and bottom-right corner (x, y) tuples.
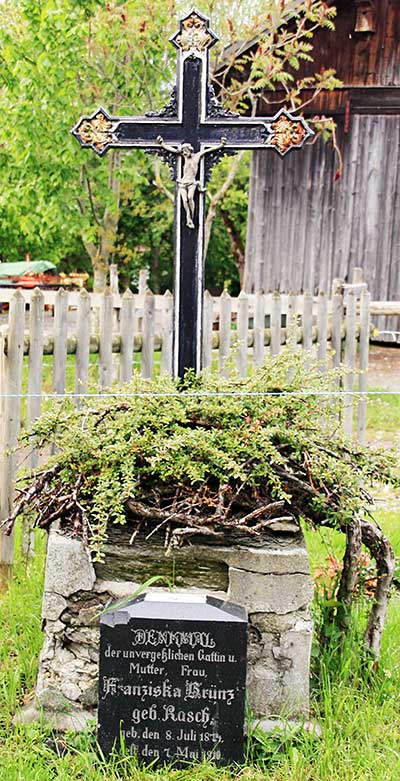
(72, 8), (313, 380)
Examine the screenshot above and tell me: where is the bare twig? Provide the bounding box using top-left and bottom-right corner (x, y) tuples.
(360, 519), (396, 659)
(0, 465), (62, 535)
(335, 516), (362, 635)
(153, 157), (174, 203)
(237, 500), (285, 526)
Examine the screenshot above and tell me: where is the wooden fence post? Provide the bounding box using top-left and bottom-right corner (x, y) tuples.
(202, 291), (214, 371)
(331, 291), (344, 370)
(23, 288), (44, 556)
(352, 267), (364, 285)
(75, 289), (91, 402)
(357, 289), (371, 445)
(317, 291), (328, 369)
(53, 288), (68, 396)
(253, 292), (265, 367)
(302, 291), (313, 351)
(343, 290), (357, 437)
(0, 326), (7, 579)
(219, 290), (232, 377)
(138, 268), (149, 295)
(161, 291), (173, 376)
(270, 292), (282, 357)
(0, 291), (25, 586)
(120, 289), (135, 384)
(142, 291), (155, 379)
(286, 293), (298, 351)
(286, 293), (298, 382)
(110, 269), (120, 355)
(99, 289), (113, 389)
(237, 291), (249, 378)
(27, 288), (44, 452)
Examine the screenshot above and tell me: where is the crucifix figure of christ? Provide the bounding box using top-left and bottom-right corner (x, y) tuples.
(72, 8), (313, 380)
(157, 135), (227, 228)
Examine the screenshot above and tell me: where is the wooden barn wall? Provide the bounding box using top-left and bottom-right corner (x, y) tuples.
(255, 0), (400, 117)
(288, 0), (400, 87)
(244, 115), (400, 314)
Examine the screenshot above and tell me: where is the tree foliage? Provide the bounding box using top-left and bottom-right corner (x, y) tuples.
(0, 0), (177, 287)
(0, 1), (340, 290)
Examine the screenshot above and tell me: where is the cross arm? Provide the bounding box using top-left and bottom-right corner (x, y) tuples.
(71, 107), (184, 157)
(200, 109), (313, 157)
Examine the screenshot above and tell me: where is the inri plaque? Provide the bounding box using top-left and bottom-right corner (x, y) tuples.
(98, 593), (248, 765)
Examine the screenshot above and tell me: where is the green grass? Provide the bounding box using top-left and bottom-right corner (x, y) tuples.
(365, 389), (400, 441)
(1, 507), (400, 781)
(0, 529), (46, 726)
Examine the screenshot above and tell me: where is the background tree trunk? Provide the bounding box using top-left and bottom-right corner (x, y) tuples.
(220, 209), (245, 288)
(93, 262), (109, 293)
(79, 151), (121, 292)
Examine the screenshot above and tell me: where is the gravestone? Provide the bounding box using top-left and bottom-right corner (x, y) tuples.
(18, 528), (314, 733)
(98, 592), (247, 765)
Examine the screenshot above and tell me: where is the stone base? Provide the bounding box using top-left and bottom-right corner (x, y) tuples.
(14, 703), (95, 732)
(32, 526), (314, 728)
(249, 718), (322, 738)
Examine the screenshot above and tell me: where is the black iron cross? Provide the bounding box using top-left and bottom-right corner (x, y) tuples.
(72, 8), (313, 379)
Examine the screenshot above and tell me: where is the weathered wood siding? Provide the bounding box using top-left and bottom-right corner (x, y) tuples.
(255, 0), (400, 117)
(244, 114), (400, 333)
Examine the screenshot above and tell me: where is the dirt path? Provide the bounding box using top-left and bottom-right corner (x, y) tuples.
(368, 345), (400, 391)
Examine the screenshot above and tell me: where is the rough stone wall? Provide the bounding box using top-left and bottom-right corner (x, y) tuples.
(228, 550), (314, 717)
(22, 527), (314, 730)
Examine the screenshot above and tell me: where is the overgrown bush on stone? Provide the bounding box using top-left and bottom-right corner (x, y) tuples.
(3, 352), (399, 658)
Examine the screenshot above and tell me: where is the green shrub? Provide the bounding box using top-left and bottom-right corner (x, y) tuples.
(5, 352), (399, 659)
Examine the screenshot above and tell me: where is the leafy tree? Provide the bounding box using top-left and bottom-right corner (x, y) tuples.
(0, 1), (340, 290)
(116, 153), (175, 292)
(0, 0), (177, 289)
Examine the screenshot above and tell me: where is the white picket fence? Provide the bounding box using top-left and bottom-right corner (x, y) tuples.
(0, 285), (370, 393)
(0, 285), (370, 581)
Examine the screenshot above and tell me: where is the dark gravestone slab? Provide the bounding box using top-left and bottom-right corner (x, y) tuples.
(98, 593), (247, 766)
